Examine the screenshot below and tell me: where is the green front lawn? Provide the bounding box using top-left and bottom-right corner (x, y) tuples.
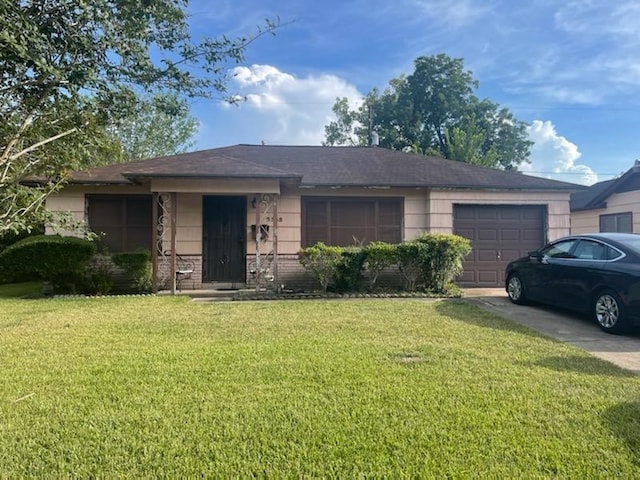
(1, 297), (639, 476)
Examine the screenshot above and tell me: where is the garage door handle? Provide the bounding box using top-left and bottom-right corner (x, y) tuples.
(496, 250), (501, 260)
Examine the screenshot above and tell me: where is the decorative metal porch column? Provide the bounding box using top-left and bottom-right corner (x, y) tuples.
(253, 193), (279, 292)
(152, 192), (178, 294)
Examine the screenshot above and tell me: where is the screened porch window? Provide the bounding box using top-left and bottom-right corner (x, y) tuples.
(87, 195), (152, 252)
(302, 197), (403, 247)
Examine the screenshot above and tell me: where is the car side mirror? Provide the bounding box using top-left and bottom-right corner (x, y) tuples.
(528, 251), (541, 260)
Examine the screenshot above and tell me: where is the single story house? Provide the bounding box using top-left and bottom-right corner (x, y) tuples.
(571, 161), (640, 234)
(45, 145), (582, 291)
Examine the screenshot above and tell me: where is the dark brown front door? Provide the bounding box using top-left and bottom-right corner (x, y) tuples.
(203, 196), (246, 283)
(454, 204), (546, 287)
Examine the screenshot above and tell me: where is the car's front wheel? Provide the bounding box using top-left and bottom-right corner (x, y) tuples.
(593, 290), (631, 334)
(507, 274), (527, 305)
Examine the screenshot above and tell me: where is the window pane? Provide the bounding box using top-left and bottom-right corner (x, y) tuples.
(542, 240), (576, 258)
(302, 197), (403, 247)
(618, 213), (632, 233)
(378, 226), (402, 243)
(305, 201), (328, 226)
(574, 240), (606, 260)
(127, 198), (151, 226)
(87, 195), (152, 252)
(331, 202), (375, 228)
(605, 245), (623, 260)
(306, 227), (329, 246)
(600, 212), (633, 233)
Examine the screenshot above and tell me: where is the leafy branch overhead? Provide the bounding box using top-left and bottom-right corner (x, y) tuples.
(0, 0), (279, 234)
(324, 54), (532, 170)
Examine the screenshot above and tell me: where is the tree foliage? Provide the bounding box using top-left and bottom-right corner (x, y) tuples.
(109, 93), (199, 162)
(0, 0), (278, 234)
(324, 54), (532, 170)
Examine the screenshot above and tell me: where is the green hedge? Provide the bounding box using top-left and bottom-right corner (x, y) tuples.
(298, 243), (342, 291)
(413, 233), (471, 292)
(299, 234), (471, 293)
(0, 235), (96, 293)
(364, 242), (398, 288)
(112, 250), (152, 294)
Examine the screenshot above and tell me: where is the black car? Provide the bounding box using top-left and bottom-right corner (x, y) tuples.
(505, 233), (640, 334)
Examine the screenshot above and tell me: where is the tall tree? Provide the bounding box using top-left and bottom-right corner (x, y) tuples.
(109, 93), (199, 161)
(0, 0), (278, 234)
(324, 54), (532, 170)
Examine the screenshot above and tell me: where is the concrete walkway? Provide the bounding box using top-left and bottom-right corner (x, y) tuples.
(462, 288), (640, 374)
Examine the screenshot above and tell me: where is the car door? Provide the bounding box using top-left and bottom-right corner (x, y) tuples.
(527, 238), (578, 305)
(552, 239), (608, 312)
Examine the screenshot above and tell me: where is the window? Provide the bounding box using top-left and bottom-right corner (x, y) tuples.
(573, 240), (607, 260)
(302, 197), (403, 247)
(600, 212), (632, 233)
(541, 239), (576, 259)
(87, 195), (152, 252)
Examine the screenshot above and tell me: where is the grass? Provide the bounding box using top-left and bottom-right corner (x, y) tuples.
(1, 296), (640, 477)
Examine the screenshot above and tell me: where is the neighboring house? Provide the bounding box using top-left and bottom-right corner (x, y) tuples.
(45, 145), (581, 291)
(571, 161), (640, 234)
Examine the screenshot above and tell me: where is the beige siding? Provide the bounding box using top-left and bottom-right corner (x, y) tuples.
(175, 193), (202, 254)
(151, 178), (280, 194)
(570, 210), (601, 234)
(428, 189), (572, 241)
(271, 192), (301, 255)
(571, 190), (640, 234)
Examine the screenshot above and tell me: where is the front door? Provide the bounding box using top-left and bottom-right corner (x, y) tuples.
(202, 196), (246, 283)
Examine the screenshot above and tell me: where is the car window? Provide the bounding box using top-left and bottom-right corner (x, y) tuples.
(573, 240), (607, 260)
(605, 245), (623, 260)
(541, 239), (576, 259)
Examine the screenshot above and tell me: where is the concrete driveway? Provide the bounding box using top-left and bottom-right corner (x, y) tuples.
(463, 288), (640, 374)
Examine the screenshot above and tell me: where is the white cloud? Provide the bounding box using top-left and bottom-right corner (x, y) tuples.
(213, 64), (362, 145)
(522, 120), (598, 186)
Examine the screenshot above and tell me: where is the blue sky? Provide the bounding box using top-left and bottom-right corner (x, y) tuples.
(184, 0), (640, 185)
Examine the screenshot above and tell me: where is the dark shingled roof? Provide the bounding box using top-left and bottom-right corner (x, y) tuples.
(66, 144), (584, 190)
(570, 162), (640, 211)
(570, 179), (616, 211)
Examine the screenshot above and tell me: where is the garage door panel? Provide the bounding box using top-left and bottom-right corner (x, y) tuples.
(478, 209), (498, 220)
(523, 228), (542, 241)
(478, 229), (497, 241)
(478, 249), (498, 261)
(523, 209), (544, 220)
(501, 249), (523, 262)
(458, 270), (475, 283)
(499, 208), (519, 220)
(478, 270), (499, 284)
(454, 207), (475, 220)
(454, 204), (545, 287)
(500, 229), (520, 241)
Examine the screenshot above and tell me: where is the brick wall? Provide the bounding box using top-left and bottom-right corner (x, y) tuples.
(157, 255), (202, 290)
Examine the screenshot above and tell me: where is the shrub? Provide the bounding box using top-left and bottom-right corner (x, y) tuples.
(396, 241), (429, 291)
(334, 246), (367, 292)
(414, 233), (471, 292)
(0, 235), (96, 292)
(298, 243), (343, 291)
(112, 250), (152, 293)
(0, 224), (44, 254)
(363, 242), (398, 289)
(85, 254), (114, 295)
